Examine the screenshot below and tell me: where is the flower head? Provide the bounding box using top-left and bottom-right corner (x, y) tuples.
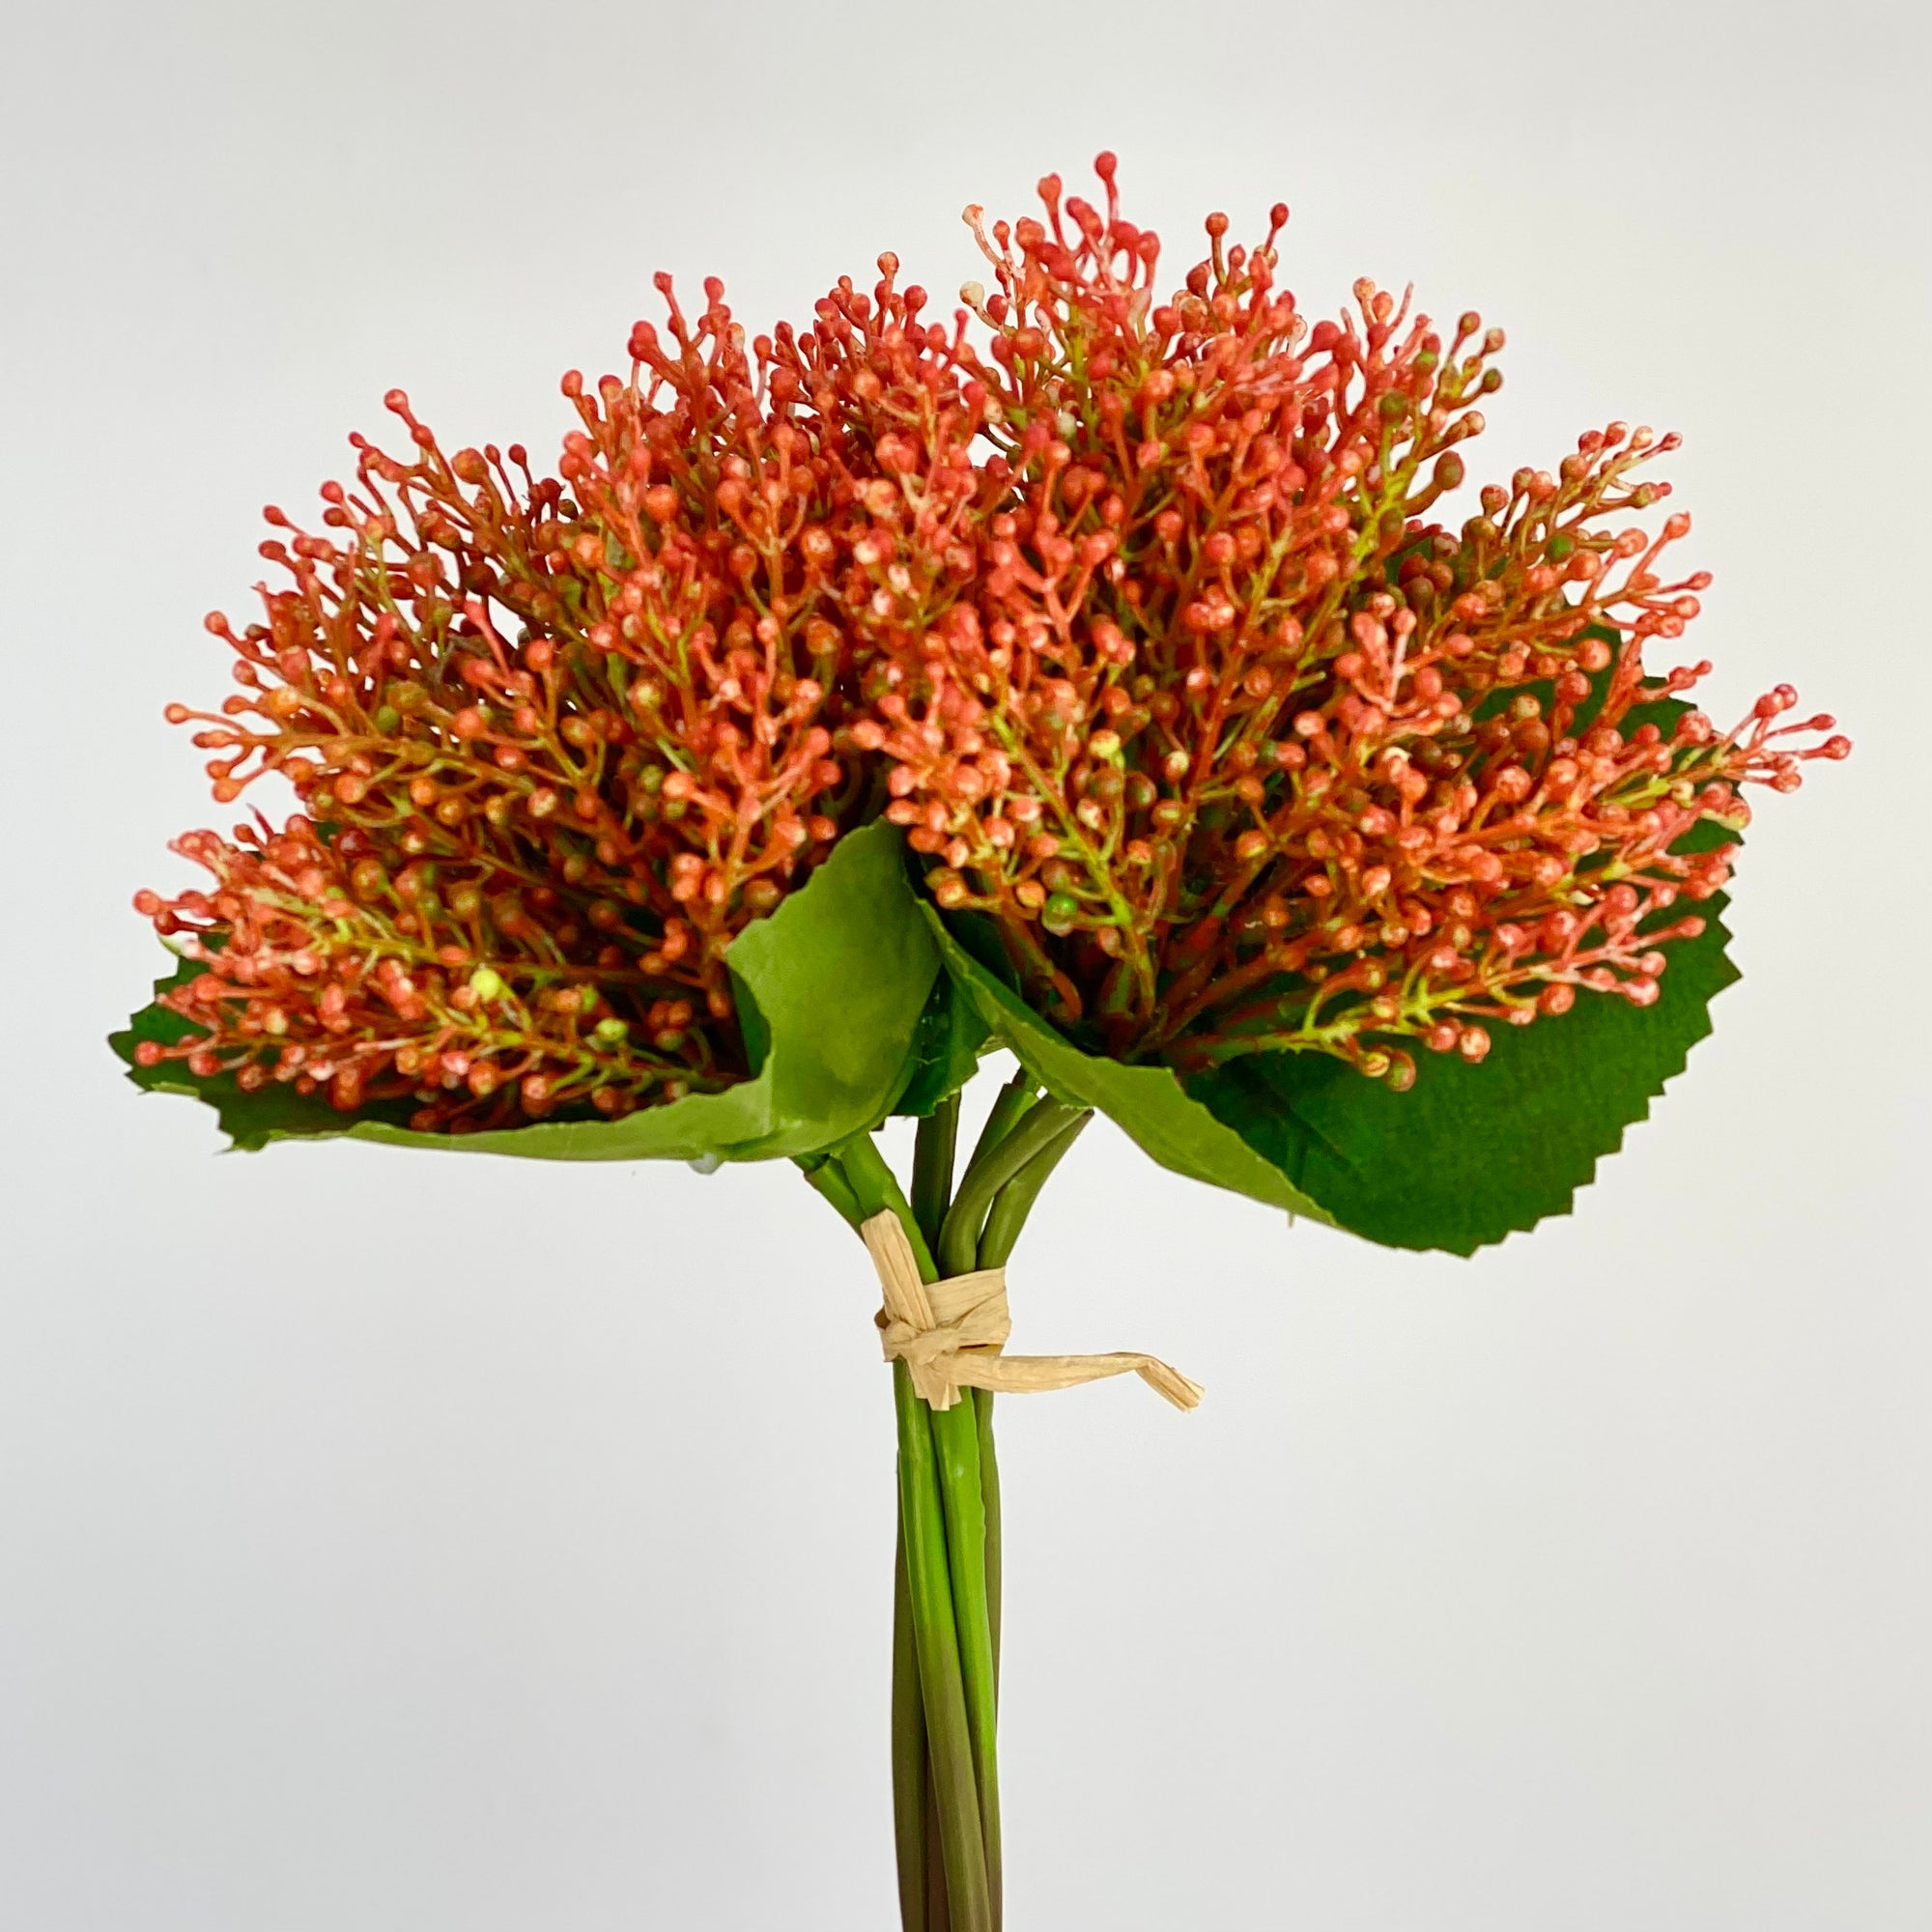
(854, 158), (1849, 1079)
(133, 817), (714, 1124)
(135, 274), (918, 1128)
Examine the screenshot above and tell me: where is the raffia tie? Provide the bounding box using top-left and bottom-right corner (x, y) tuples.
(860, 1211), (1203, 1413)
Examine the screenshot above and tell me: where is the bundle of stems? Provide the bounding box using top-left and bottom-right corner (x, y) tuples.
(800, 1074), (1091, 1931)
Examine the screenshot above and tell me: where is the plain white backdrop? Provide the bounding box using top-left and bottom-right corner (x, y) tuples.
(3, 1), (1927, 1925)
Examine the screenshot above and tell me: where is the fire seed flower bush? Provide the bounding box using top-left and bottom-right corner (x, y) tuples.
(114, 156), (1843, 1931)
(814, 158), (1845, 1254)
(122, 275), (952, 1153)
(859, 159), (1846, 1079)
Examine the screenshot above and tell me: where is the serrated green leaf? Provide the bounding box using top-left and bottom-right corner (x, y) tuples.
(922, 908), (1331, 1221)
(110, 819), (937, 1163)
(926, 892), (1738, 1255)
(1184, 895), (1738, 1254)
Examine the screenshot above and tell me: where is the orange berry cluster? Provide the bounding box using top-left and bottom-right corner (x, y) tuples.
(136, 272), (962, 1127)
(135, 157), (1845, 1126)
(849, 158), (1847, 1079)
(135, 820), (710, 1122)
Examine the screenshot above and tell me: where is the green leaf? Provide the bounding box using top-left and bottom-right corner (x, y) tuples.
(1186, 895), (1739, 1254)
(922, 909), (1331, 1222)
(927, 894), (1739, 1256)
(110, 819), (937, 1164)
(892, 968), (993, 1119)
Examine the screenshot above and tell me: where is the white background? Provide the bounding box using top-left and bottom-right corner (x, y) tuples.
(3, 2), (1927, 1925)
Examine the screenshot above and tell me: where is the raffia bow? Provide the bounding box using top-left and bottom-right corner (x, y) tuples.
(860, 1210), (1203, 1413)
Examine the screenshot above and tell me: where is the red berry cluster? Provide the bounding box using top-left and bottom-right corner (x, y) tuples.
(134, 819), (710, 1122)
(135, 272), (966, 1128)
(851, 158), (1848, 1080)
(135, 157), (1846, 1127)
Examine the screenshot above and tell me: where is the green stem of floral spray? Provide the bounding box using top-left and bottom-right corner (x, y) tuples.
(798, 1074), (1090, 1932)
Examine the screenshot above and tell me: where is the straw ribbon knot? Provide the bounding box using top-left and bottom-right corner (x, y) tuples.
(860, 1211), (1203, 1413)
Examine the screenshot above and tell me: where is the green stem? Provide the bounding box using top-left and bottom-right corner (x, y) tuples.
(796, 1149), (862, 1226)
(800, 1094), (1087, 1932)
(966, 1110), (1089, 1699)
(958, 1071), (1038, 1187)
(978, 1112), (1091, 1271)
(938, 1096), (1086, 1280)
(911, 1092), (961, 1255)
(969, 1103), (1096, 1714)
(901, 1100), (960, 1932)
(892, 1519), (929, 1932)
(974, 1386), (1002, 1686)
(923, 1768), (952, 1932)
(919, 1100), (1001, 1920)
(930, 1392), (1001, 1921)
(832, 1132), (937, 1274)
(830, 1132), (992, 1932)
(894, 1360), (994, 1932)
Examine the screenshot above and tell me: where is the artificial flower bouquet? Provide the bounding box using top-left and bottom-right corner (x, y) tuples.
(114, 156), (1844, 1926)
